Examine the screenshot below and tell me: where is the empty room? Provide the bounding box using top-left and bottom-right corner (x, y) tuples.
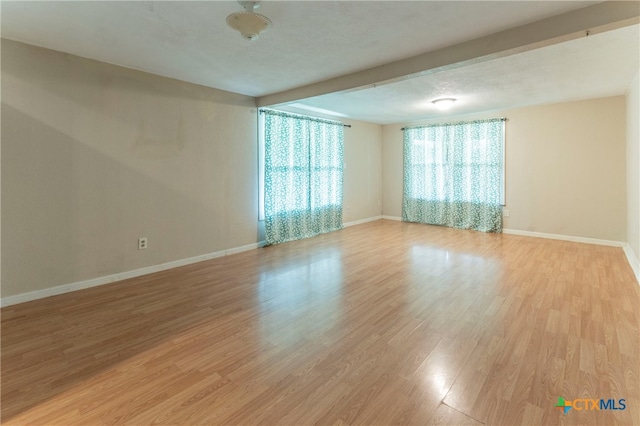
(1, 1), (639, 425)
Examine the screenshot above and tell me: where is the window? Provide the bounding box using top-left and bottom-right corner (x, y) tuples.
(262, 109), (344, 245)
(402, 118), (505, 233)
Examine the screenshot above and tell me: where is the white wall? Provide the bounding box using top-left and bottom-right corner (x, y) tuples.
(383, 97), (627, 242)
(626, 72), (640, 279)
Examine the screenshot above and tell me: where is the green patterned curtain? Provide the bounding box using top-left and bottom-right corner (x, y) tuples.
(402, 118), (505, 233)
(263, 109), (344, 245)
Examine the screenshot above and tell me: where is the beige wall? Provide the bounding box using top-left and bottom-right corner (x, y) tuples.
(381, 123), (404, 219)
(343, 119), (382, 222)
(1, 40), (384, 300)
(0, 39), (629, 299)
(383, 97), (627, 242)
(1, 40), (258, 298)
(627, 72), (640, 271)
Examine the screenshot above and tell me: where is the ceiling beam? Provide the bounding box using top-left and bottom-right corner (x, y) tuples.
(257, 1), (640, 108)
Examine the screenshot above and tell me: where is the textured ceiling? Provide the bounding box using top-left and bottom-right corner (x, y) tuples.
(285, 24), (640, 124)
(2, 1), (638, 124)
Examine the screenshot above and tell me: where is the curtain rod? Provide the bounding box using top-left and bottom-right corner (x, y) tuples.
(401, 117), (507, 131)
(259, 108), (351, 128)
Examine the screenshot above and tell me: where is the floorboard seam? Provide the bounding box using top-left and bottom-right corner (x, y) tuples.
(441, 401), (485, 424)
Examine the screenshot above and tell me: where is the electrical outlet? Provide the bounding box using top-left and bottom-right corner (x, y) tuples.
(503, 209), (510, 217)
(138, 237), (148, 250)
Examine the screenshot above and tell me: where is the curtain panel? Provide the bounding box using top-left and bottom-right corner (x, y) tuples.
(402, 118), (505, 233)
(263, 110), (344, 245)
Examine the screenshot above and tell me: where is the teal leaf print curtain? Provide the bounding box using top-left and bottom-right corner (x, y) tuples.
(263, 109), (344, 245)
(402, 118), (505, 233)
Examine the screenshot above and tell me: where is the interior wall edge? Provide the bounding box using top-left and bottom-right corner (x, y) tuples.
(381, 218), (630, 250)
(625, 70), (640, 286)
(3, 217), (636, 308)
(623, 243), (640, 285)
(1, 214), (386, 308)
(382, 217), (637, 280)
(343, 216), (383, 228)
(502, 228), (625, 247)
(0, 241), (260, 308)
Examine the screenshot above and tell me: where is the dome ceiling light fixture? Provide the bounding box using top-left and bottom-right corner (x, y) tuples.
(226, 1), (272, 41)
(432, 98), (457, 110)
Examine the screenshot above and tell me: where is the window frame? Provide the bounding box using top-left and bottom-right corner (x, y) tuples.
(259, 109), (344, 220)
(404, 119), (506, 206)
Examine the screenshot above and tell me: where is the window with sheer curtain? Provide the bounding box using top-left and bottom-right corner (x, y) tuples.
(402, 118), (505, 233)
(263, 109), (344, 245)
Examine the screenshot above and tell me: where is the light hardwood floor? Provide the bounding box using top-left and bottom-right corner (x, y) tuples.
(2, 220), (638, 425)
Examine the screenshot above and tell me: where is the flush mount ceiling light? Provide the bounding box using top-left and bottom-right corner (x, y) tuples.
(432, 98), (457, 110)
(226, 1), (272, 41)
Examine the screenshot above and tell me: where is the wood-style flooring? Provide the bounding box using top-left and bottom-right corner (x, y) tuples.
(2, 220), (639, 425)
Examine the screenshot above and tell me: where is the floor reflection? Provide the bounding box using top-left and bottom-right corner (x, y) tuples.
(257, 248), (344, 346)
(409, 245), (499, 277)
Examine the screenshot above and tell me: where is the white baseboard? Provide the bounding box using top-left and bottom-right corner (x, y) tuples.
(623, 244), (640, 285)
(0, 242), (260, 308)
(393, 222), (635, 282)
(502, 228), (625, 247)
(225, 242), (260, 255)
(5, 226), (636, 307)
(380, 221), (625, 248)
(344, 216), (383, 227)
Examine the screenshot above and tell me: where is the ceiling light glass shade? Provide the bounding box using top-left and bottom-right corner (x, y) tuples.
(226, 12), (271, 40)
(432, 98), (457, 109)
